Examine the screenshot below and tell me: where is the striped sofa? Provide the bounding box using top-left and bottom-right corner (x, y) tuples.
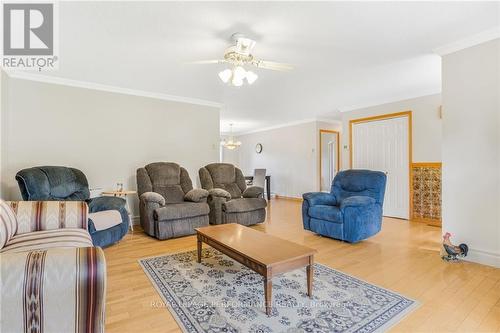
(0, 200), (106, 333)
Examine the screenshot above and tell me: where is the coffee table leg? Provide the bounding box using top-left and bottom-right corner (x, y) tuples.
(197, 236), (202, 263)
(264, 277), (272, 316)
(306, 256), (313, 298)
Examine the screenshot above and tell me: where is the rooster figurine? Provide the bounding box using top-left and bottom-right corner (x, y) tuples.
(441, 232), (468, 262)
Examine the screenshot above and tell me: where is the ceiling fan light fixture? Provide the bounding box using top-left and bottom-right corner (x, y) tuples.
(218, 69), (232, 83)
(246, 70), (258, 84)
(190, 33), (292, 86)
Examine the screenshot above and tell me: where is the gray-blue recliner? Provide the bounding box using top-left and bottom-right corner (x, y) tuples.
(302, 169), (387, 243)
(15, 166), (129, 247)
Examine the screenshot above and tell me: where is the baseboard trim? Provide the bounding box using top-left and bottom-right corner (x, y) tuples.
(274, 195), (303, 202)
(464, 248), (500, 268)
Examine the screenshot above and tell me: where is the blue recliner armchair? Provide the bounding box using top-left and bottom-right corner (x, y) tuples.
(15, 166), (129, 247)
(302, 169), (387, 243)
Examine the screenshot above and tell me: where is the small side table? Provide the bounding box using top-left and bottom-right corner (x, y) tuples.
(102, 190), (136, 232)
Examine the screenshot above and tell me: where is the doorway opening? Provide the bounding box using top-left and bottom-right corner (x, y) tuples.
(319, 129), (340, 192)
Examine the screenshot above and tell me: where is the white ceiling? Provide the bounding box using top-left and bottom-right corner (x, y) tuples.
(22, 1), (500, 133)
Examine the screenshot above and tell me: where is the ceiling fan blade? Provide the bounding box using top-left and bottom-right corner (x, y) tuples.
(185, 60), (226, 65)
(253, 60), (294, 71)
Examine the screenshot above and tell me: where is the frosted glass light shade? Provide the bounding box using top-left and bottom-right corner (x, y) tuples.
(233, 66), (246, 81)
(246, 71), (258, 84)
(218, 69), (232, 83)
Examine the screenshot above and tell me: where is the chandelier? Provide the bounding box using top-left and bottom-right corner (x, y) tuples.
(218, 66), (258, 87)
(221, 124), (242, 150)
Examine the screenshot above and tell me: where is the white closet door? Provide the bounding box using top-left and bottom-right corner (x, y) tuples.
(352, 116), (409, 219)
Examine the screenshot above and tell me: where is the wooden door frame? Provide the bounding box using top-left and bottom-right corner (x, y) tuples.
(349, 111), (413, 220)
(319, 129), (340, 191)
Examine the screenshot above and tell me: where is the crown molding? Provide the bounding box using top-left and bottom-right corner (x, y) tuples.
(433, 27), (500, 56)
(316, 117), (342, 125)
(338, 90), (441, 113)
(234, 116), (341, 136)
(4, 71), (223, 108)
(235, 118), (317, 136)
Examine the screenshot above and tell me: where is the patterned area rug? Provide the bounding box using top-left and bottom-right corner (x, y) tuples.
(139, 248), (417, 333)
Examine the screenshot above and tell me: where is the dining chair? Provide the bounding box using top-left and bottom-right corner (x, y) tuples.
(253, 168), (267, 189)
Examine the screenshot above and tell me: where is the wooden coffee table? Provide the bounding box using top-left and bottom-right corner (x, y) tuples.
(195, 224), (317, 315)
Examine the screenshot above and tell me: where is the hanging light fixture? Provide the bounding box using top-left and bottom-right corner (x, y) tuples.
(221, 124), (242, 150)
(218, 66), (258, 86)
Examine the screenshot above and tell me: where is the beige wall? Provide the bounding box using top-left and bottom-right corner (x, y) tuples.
(442, 39), (500, 267)
(0, 76), (220, 221)
(340, 94), (442, 169)
(225, 120), (341, 198)
(0, 70), (7, 198)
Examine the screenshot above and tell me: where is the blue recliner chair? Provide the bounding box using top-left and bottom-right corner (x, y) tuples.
(302, 169), (387, 243)
(15, 166), (129, 247)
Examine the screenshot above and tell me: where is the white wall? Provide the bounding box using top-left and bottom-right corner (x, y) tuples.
(226, 120), (341, 198)
(340, 94), (442, 168)
(220, 135), (240, 165)
(0, 71), (4, 198)
(0, 70), (8, 198)
(442, 39), (500, 267)
(0, 76), (220, 221)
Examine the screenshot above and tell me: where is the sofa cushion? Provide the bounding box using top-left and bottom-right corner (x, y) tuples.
(15, 166), (90, 201)
(205, 163), (236, 184)
(223, 198), (267, 213)
(0, 228), (93, 253)
(143, 163), (187, 204)
(217, 183), (242, 199)
(155, 185), (186, 204)
(145, 162), (181, 185)
(332, 169), (387, 205)
(7, 201), (88, 234)
(88, 210), (123, 231)
(308, 205), (343, 223)
(0, 200), (18, 248)
(155, 202), (209, 221)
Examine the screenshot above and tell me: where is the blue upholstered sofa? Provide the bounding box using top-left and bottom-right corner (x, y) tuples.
(302, 169), (387, 243)
(15, 166), (129, 247)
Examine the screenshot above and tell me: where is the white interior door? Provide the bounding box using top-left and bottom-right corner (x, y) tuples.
(352, 116), (409, 219)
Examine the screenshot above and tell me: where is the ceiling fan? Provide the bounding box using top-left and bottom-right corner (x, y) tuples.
(189, 33), (293, 86)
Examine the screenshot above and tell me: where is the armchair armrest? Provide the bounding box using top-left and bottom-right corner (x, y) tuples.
(0, 247), (106, 333)
(88, 196), (126, 213)
(302, 192), (337, 206)
(243, 186), (264, 198)
(208, 188), (231, 200)
(340, 196), (376, 211)
(184, 189), (209, 203)
(139, 192), (165, 236)
(139, 192), (166, 206)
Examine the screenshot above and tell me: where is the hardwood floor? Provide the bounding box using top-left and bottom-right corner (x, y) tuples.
(104, 198), (500, 332)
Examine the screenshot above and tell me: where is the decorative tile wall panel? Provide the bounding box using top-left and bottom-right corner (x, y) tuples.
(412, 163), (441, 223)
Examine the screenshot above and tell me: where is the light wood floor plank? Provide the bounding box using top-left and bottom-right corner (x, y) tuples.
(104, 198), (500, 332)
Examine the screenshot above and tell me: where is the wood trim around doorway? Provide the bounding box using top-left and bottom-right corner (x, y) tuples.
(319, 129), (340, 191)
(348, 111), (413, 219)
